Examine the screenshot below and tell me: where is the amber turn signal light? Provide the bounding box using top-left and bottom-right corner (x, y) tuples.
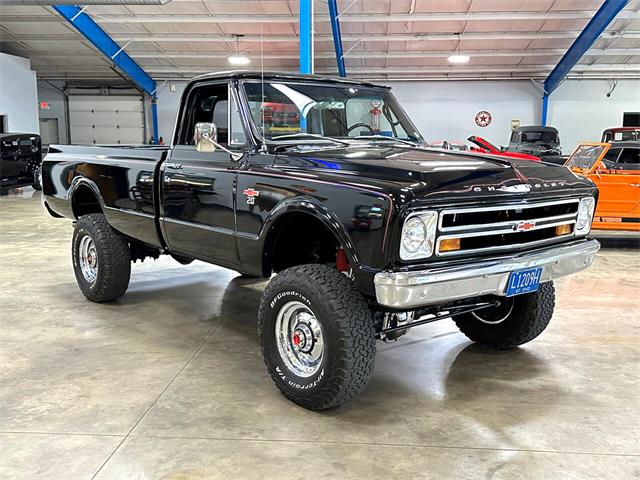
(555, 224), (572, 236)
(439, 238), (461, 252)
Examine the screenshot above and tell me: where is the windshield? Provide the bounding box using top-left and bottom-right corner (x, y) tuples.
(242, 81), (423, 143)
(565, 144), (609, 171)
(520, 131), (559, 144)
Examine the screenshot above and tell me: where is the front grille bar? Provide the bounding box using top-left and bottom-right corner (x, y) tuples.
(439, 198), (580, 232)
(435, 199), (580, 257)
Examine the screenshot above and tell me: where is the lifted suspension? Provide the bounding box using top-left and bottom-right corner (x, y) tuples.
(376, 300), (501, 342)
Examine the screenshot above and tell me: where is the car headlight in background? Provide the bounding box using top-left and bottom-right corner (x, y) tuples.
(575, 197), (596, 235)
(400, 211), (438, 260)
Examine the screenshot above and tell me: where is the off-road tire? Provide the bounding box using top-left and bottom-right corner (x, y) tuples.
(258, 264), (376, 410)
(31, 165), (42, 191)
(453, 282), (555, 349)
(72, 213), (131, 303)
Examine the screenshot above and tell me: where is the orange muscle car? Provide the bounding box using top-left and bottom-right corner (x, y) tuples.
(565, 142), (640, 232)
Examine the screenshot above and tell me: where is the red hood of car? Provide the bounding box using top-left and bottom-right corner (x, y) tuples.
(468, 136), (541, 161)
(493, 151), (541, 161)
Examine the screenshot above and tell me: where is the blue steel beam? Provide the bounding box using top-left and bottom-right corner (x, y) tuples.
(541, 0), (629, 125)
(544, 0), (629, 95)
(541, 94), (549, 126)
(299, 0), (313, 74)
(327, 0), (346, 77)
(53, 5), (160, 142)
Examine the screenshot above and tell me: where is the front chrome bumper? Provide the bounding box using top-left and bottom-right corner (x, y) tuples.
(374, 239), (600, 309)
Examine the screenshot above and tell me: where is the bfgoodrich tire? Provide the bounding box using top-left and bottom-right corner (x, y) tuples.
(258, 264), (376, 410)
(72, 213), (131, 303)
(453, 282), (556, 349)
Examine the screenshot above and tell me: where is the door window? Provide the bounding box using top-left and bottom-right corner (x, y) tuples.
(601, 148), (622, 169)
(614, 148), (640, 171)
(178, 83), (229, 146)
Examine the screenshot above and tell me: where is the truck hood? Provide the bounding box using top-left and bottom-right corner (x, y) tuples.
(274, 144), (594, 203)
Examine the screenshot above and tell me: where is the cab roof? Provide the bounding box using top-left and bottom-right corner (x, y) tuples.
(189, 70), (389, 90)
(513, 126), (559, 133)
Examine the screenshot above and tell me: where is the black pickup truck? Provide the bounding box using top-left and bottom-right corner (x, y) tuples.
(43, 71), (600, 410)
(1, 133), (42, 192)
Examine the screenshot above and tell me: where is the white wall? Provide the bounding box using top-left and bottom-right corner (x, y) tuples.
(390, 80), (539, 149)
(0, 52), (38, 133)
(153, 77), (640, 154)
(37, 81), (69, 144)
(547, 79), (640, 152)
(390, 79), (639, 154)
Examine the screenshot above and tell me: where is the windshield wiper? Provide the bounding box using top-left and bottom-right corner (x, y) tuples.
(353, 135), (422, 147)
(271, 133), (349, 146)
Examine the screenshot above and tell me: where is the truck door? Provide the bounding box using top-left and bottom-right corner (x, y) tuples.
(594, 147), (640, 216)
(160, 81), (244, 266)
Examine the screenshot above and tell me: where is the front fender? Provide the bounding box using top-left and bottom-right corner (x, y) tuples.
(259, 196), (362, 267)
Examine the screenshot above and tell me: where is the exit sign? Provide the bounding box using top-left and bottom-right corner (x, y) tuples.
(39, 101), (50, 110)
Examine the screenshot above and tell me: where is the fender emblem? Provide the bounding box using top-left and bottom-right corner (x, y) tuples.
(243, 188), (260, 205)
(515, 221), (536, 232)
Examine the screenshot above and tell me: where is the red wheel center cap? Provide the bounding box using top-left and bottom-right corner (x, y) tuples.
(292, 333), (301, 347)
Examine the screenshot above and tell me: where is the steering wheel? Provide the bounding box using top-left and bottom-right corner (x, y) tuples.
(346, 122), (375, 135)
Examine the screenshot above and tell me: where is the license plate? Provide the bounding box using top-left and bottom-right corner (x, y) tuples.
(506, 267), (543, 297)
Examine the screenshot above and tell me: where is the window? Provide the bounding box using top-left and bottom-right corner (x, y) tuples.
(229, 92), (246, 146)
(178, 83), (229, 146)
(602, 147), (622, 168)
(615, 148), (640, 170)
(242, 81), (422, 142)
(566, 144), (609, 171)
(520, 131), (558, 144)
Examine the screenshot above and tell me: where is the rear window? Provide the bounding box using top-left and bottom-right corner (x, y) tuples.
(521, 131), (558, 144)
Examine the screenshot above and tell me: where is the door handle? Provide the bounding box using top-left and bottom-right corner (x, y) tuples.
(630, 183), (640, 188)
(166, 162), (183, 170)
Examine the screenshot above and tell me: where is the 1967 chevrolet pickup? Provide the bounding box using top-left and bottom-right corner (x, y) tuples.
(42, 71), (600, 410)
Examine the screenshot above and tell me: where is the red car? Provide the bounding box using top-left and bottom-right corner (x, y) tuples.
(602, 127), (640, 143)
(468, 136), (541, 161)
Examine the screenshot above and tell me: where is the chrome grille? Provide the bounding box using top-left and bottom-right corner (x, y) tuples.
(436, 199), (580, 256)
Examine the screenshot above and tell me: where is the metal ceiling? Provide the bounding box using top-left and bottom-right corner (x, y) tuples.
(1, 0), (639, 82)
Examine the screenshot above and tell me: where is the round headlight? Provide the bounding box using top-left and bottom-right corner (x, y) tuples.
(401, 216), (427, 253)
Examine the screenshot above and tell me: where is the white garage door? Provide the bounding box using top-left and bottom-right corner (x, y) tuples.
(69, 95), (144, 145)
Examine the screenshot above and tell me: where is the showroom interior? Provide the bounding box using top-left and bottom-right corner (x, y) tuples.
(0, 0), (639, 479)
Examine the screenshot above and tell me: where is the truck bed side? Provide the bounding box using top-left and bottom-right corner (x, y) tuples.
(42, 145), (169, 248)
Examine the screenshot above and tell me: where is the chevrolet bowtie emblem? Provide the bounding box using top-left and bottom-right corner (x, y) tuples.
(515, 221), (536, 232)
(243, 188), (260, 205)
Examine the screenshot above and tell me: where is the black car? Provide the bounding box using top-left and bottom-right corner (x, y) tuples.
(0, 133), (42, 192)
(42, 71), (600, 410)
(508, 126), (565, 164)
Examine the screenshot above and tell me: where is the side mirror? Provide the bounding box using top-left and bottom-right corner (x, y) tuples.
(194, 121), (244, 162)
(195, 122), (218, 152)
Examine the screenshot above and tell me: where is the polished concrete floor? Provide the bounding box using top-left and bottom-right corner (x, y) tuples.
(1, 188), (639, 480)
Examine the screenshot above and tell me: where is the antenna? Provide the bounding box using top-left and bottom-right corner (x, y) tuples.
(260, 22), (267, 152)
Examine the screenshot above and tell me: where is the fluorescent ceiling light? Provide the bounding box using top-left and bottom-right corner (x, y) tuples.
(448, 54), (470, 64)
(228, 55), (250, 66)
